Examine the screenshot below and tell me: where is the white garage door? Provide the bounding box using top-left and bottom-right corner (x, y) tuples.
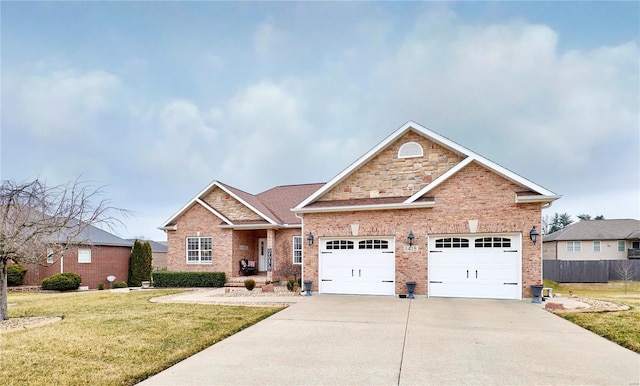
(428, 234), (521, 300)
(319, 238), (395, 296)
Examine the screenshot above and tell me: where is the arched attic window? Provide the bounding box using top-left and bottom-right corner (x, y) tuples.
(398, 142), (424, 159)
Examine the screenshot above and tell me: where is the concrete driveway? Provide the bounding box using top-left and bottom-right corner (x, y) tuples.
(139, 296), (640, 385)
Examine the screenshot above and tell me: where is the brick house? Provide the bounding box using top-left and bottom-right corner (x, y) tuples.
(23, 224), (133, 289)
(161, 121), (560, 299)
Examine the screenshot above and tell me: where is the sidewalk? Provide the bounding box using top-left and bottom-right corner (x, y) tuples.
(149, 287), (307, 306)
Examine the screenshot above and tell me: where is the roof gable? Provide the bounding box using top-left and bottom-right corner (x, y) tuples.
(295, 121), (559, 211)
(160, 181), (325, 230)
(317, 130), (464, 202)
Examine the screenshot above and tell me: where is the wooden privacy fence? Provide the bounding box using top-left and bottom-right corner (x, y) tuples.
(543, 260), (640, 283)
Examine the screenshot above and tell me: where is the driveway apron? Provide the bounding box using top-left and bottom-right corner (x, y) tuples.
(139, 296), (640, 386)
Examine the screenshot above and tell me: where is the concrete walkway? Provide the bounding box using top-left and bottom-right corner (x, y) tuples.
(139, 295), (640, 385)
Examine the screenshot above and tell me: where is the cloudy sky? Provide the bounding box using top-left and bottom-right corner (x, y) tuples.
(2, 2), (638, 240)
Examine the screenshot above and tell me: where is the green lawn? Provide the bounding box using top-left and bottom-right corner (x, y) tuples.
(1, 290), (283, 386)
(543, 280), (640, 353)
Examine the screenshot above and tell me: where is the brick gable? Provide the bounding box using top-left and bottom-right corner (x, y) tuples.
(201, 187), (263, 222)
(319, 131), (464, 201)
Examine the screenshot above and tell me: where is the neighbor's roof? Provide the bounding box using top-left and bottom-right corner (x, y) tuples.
(126, 239), (167, 253)
(543, 219), (640, 242)
(160, 181), (324, 229)
(58, 219), (133, 247)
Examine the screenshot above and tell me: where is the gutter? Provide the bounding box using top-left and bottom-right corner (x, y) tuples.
(293, 201), (435, 214)
(218, 224), (300, 230)
(515, 195), (561, 204)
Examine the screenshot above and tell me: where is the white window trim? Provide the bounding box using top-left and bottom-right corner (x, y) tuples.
(398, 141), (424, 159)
(618, 241), (626, 252)
(593, 241), (600, 252)
(47, 248), (54, 264)
(292, 236), (302, 265)
(78, 248), (91, 263)
(186, 236), (213, 264)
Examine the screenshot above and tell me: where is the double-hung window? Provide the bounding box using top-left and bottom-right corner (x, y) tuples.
(618, 241), (626, 252)
(78, 248), (91, 263)
(567, 241), (581, 252)
(293, 236), (302, 264)
(187, 237), (212, 264)
(593, 241), (601, 252)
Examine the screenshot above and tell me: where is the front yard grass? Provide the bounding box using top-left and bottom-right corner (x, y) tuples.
(543, 280), (640, 353)
(1, 290), (283, 386)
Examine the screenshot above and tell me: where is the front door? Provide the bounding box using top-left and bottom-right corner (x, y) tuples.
(258, 238), (267, 271)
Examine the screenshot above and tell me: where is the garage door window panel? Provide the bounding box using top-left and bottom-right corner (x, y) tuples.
(475, 237), (512, 248)
(358, 239), (389, 250)
(435, 238), (470, 248)
(326, 240), (354, 250)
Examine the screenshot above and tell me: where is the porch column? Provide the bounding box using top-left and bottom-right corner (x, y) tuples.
(266, 229), (276, 281)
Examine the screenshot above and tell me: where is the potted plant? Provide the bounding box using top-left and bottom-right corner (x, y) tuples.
(303, 280), (313, 296)
(406, 281), (417, 299)
(531, 283), (544, 303)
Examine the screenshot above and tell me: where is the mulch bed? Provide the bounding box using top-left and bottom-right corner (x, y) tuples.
(0, 316), (61, 334)
(545, 298), (630, 313)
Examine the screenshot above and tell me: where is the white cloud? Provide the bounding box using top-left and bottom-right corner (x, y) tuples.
(367, 14), (637, 184)
(253, 21), (283, 57)
(145, 100), (219, 185)
(213, 80), (314, 189)
(14, 69), (122, 138)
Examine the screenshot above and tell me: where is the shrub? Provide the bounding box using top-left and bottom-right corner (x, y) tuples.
(287, 279), (296, 291)
(113, 281), (128, 288)
(41, 272), (82, 291)
(244, 279), (256, 291)
(7, 264), (28, 286)
(277, 263), (301, 282)
(152, 271), (226, 288)
(97, 283), (105, 290)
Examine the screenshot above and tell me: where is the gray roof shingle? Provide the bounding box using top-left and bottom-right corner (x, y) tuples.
(543, 219), (640, 242)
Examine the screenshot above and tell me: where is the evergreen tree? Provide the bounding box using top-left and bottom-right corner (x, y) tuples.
(142, 241), (153, 282)
(548, 212), (573, 234)
(128, 239), (146, 287)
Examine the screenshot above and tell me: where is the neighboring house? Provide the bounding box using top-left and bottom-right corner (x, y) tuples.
(24, 224), (133, 289)
(161, 121), (560, 300)
(543, 219), (640, 261)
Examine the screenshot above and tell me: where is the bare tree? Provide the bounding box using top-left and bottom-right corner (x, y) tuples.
(615, 260), (637, 294)
(0, 179), (127, 320)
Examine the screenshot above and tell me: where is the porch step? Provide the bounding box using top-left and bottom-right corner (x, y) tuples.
(224, 281), (265, 288)
(224, 275), (269, 288)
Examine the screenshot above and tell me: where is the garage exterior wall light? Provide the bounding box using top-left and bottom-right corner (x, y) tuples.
(307, 232), (314, 246)
(529, 226), (539, 245)
(408, 231), (415, 246)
